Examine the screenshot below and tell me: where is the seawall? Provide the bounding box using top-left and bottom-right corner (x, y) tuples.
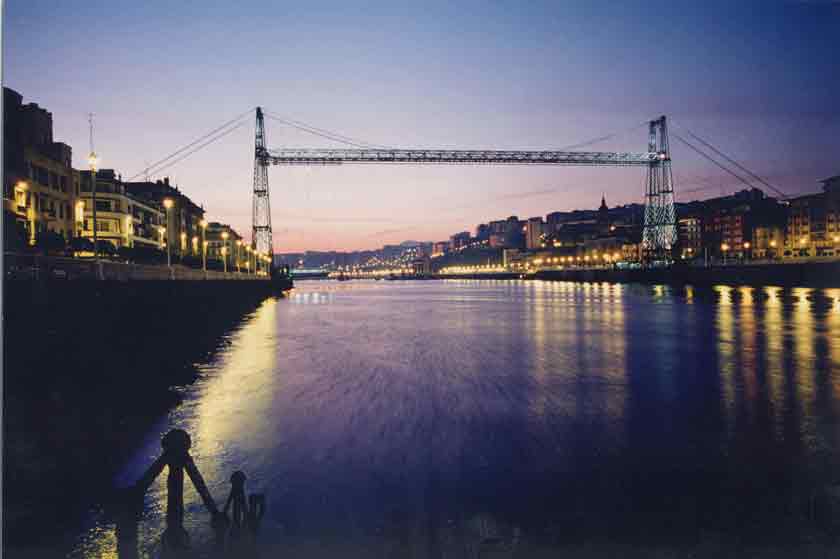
(3, 278), (282, 546)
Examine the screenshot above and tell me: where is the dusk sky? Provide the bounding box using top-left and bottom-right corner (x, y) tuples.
(4, 0), (838, 252)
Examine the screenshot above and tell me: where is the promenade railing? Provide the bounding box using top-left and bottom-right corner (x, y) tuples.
(4, 252), (269, 281)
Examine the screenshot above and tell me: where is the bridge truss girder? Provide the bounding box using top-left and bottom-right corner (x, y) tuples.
(261, 116), (677, 261)
(262, 148), (659, 166)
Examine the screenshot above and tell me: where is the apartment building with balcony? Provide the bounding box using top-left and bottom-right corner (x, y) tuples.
(78, 169), (164, 251)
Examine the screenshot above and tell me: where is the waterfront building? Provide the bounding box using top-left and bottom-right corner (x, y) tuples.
(124, 177), (205, 259)
(78, 170), (165, 252)
(678, 217), (702, 260)
(752, 225), (784, 260)
(488, 233), (509, 248)
(525, 217), (545, 250)
(205, 222), (245, 271)
(411, 256), (431, 275)
(700, 188), (785, 260)
(475, 223), (490, 242)
(3, 87), (78, 248)
(488, 219), (508, 235)
(449, 231), (471, 251)
(431, 241), (449, 258)
(785, 176), (840, 258)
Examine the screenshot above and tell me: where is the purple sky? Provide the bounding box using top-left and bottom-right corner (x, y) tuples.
(4, 0), (838, 252)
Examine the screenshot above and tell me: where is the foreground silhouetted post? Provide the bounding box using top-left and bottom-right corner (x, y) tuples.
(129, 429), (223, 551)
(223, 470), (265, 548)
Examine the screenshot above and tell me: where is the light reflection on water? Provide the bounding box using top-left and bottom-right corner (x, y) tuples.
(73, 280), (840, 556)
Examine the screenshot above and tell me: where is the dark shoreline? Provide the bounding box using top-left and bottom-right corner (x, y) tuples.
(2, 279), (281, 550)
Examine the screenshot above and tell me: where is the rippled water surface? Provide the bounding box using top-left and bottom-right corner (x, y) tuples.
(73, 280), (840, 556)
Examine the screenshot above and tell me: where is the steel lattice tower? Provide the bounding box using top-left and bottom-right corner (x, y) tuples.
(252, 107), (273, 262)
(641, 116), (677, 261)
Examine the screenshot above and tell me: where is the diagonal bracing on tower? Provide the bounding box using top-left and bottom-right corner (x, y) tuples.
(252, 107), (273, 261)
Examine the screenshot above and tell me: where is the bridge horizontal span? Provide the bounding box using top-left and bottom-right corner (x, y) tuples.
(263, 148), (662, 166)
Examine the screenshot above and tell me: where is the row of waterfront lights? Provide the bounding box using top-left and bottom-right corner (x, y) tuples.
(73, 151), (268, 276)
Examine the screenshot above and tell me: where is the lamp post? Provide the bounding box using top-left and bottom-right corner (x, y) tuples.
(721, 243), (729, 266)
(236, 240), (242, 273)
(743, 241), (751, 262)
(163, 198), (174, 268)
(200, 219), (208, 271)
(221, 231), (230, 274)
(88, 153), (99, 261)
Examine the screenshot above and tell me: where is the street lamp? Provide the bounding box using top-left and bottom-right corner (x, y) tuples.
(236, 239), (242, 273)
(721, 242), (729, 265)
(163, 198), (174, 267)
(743, 241), (751, 261)
(200, 219), (208, 271)
(192, 235), (199, 256)
(221, 231), (230, 273)
(88, 153), (99, 260)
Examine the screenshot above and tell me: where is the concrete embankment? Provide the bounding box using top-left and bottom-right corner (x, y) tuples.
(3, 278), (281, 547)
(533, 261), (840, 287)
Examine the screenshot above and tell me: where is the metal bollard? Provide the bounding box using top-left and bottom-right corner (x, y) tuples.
(223, 470), (265, 546)
(161, 429), (190, 549)
(128, 429), (223, 551)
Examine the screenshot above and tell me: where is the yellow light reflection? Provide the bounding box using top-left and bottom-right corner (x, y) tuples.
(791, 288), (815, 427)
(715, 285), (736, 436)
(763, 286), (784, 437)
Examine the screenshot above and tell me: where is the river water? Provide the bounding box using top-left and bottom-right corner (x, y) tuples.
(72, 280), (840, 557)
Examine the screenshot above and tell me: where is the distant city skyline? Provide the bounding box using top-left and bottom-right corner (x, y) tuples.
(5, 0), (838, 252)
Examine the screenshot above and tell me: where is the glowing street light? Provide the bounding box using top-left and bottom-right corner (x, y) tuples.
(88, 152), (100, 261)
(200, 219), (208, 272)
(721, 242), (729, 265)
(221, 231), (230, 274)
(162, 198), (174, 268)
(236, 239), (242, 273)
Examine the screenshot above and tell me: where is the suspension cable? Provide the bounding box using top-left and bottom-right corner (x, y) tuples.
(671, 132), (758, 193)
(127, 108), (255, 180)
(137, 121), (247, 179)
(555, 120), (650, 151)
(262, 110), (390, 149)
(681, 128), (789, 199)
